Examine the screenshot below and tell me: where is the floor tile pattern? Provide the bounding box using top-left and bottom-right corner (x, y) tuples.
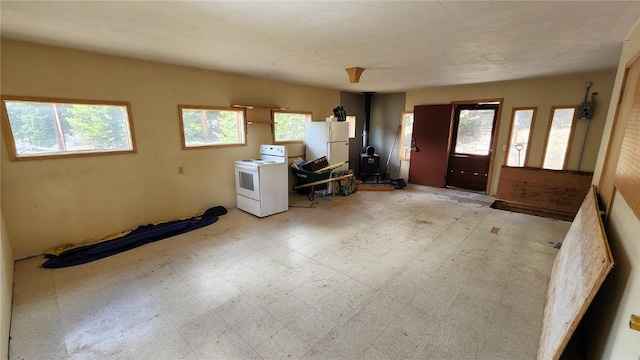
(9, 185), (569, 359)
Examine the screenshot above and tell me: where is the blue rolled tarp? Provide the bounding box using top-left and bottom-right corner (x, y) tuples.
(42, 206), (227, 268)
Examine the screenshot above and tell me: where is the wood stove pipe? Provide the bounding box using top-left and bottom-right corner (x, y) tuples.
(363, 92), (374, 151)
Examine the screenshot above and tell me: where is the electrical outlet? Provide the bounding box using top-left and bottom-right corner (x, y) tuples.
(502, 144), (507, 152)
(178, 166), (184, 174)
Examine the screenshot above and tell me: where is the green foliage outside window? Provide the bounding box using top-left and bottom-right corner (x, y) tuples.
(5, 101), (58, 150)
(3, 98), (133, 158)
(273, 112), (310, 143)
(180, 107), (245, 147)
(455, 109), (495, 155)
(65, 105), (130, 149)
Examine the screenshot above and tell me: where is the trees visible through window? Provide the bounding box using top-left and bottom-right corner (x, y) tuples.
(505, 108), (536, 167)
(398, 112), (414, 161)
(179, 106), (245, 148)
(542, 107), (577, 170)
(454, 108), (495, 155)
(1, 96), (135, 160)
(272, 111), (311, 143)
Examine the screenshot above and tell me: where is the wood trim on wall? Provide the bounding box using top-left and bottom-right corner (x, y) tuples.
(598, 67), (631, 212)
(598, 51), (640, 213)
(563, 110), (578, 170)
(451, 98), (503, 105)
(613, 65), (640, 220)
(486, 100), (504, 195)
(495, 166), (593, 218)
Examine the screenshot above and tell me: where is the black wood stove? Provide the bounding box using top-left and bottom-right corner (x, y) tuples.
(359, 146), (380, 181)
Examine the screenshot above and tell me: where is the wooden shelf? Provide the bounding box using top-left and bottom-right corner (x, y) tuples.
(231, 104), (289, 110)
(232, 104), (289, 124)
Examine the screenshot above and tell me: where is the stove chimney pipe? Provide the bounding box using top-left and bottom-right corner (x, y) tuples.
(363, 92), (374, 151)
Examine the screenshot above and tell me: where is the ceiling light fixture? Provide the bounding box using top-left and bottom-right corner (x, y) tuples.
(345, 67), (365, 83)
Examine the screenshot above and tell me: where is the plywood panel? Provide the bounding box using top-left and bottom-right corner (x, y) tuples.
(537, 186), (613, 360)
(495, 166), (592, 216)
(615, 72), (640, 219)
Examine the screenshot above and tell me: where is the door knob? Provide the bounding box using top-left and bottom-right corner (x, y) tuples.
(631, 314), (640, 331)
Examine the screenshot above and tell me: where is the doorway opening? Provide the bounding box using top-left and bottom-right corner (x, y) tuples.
(446, 103), (500, 191)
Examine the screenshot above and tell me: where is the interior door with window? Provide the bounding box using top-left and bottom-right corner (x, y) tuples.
(446, 104), (499, 191)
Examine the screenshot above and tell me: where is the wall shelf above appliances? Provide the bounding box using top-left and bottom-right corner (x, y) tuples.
(231, 104), (289, 110)
(231, 104), (289, 124)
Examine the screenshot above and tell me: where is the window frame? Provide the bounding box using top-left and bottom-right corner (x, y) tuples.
(178, 105), (246, 149)
(1, 95), (136, 161)
(541, 106), (578, 170)
(398, 111), (414, 161)
(346, 115), (356, 139)
(271, 110), (312, 144)
(504, 107), (537, 167)
(451, 104), (499, 157)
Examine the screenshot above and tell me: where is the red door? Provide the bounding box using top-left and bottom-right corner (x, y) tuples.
(408, 104), (454, 187)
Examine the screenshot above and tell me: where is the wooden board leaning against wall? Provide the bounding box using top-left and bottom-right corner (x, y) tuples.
(537, 186), (613, 360)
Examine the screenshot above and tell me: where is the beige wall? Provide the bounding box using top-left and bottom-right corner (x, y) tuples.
(1, 79), (14, 358)
(0, 39), (339, 259)
(587, 19), (640, 360)
(1, 211), (13, 360)
(404, 71), (616, 195)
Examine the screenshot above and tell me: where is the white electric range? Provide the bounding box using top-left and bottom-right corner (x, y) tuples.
(234, 145), (289, 217)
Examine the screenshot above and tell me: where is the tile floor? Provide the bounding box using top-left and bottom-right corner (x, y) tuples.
(9, 185), (570, 360)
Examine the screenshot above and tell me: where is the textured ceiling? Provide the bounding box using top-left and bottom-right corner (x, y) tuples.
(1, 1), (639, 93)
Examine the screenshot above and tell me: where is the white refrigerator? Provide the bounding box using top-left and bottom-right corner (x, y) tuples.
(305, 121), (350, 173)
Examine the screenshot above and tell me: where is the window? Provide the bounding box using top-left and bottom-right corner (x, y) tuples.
(398, 112), (414, 161)
(542, 106), (577, 170)
(454, 107), (496, 155)
(179, 105), (245, 148)
(272, 110), (311, 143)
(346, 115), (356, 139)
(1, 96), (135, 160)
(505, 108), (536, 167)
